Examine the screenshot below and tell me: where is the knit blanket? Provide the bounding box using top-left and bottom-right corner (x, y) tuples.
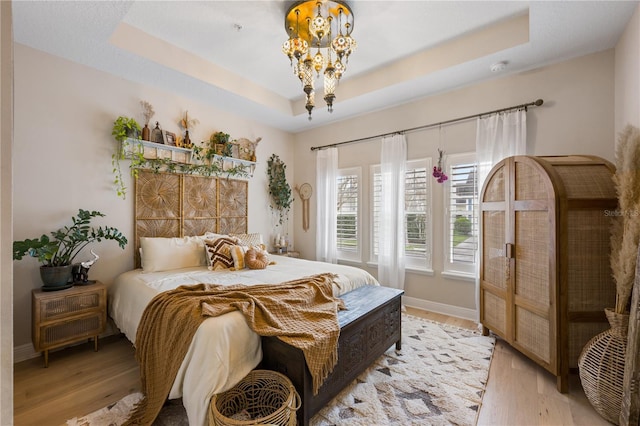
(123, 273), (345, 426)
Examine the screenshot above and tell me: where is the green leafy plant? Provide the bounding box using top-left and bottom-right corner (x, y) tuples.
(112, 116), (141, 142)
(267, 154), (294, 225)
(111, 116), (143, 199)
(13, 209), (128, 267)
(210, 131), (232, 156)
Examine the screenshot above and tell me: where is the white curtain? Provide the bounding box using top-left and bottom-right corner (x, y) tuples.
(378, 134), (407, 290)
(476, 109), (527, 190)
(316, 147), (338, 264)
(475, 109), (527, 320)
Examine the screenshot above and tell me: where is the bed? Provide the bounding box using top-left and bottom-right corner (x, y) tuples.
(109, 256), (379, 425)
(107, 170), (381, 425)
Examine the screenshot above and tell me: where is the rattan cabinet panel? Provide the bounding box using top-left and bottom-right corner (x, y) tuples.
(32, 282), (106, 367)
(480, 155), (617, 393)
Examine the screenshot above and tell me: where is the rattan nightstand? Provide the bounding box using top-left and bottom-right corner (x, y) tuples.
(32, 282), (107, 367)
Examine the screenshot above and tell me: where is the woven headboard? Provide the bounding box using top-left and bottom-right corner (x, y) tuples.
(134, 170), (248, 268)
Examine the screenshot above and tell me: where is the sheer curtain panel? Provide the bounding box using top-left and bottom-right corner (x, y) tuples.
(316, 147), (338, 263)
(378, 134), (407, 290)
(476, 109), (527, 190)
(475, 109), (527, 319)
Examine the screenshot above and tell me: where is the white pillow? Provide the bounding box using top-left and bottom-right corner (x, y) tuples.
(230, 233), (265, 250)
(139, 236), (207, 272)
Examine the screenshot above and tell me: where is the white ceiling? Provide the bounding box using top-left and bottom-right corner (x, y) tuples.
(12, 1), (639, 133)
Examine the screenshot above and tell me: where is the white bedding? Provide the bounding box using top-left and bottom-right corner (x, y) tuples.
(108, 256), (379, 426)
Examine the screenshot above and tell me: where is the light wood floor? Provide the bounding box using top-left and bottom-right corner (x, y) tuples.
(13, 308), (610, 426)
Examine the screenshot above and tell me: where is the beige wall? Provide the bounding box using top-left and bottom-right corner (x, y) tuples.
(615, 4), (640, 135)
(293, 50), (616, 315)
(12, 44), (296, 348)
(12, 18), (638, 351)
(1, 0), (13, 421)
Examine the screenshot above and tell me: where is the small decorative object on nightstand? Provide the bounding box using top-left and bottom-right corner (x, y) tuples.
(32, 282), (107, 367)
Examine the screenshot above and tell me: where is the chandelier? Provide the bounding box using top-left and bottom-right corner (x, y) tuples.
(282, 0), (356, 120)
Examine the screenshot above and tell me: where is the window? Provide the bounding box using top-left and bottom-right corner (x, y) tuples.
(444, 153), (479, 275)
(370, 159), (432, 270)
(336, 167), (361, 261)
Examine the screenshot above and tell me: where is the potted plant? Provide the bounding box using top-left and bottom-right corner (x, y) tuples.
(267, 154), (294, 226)
(111, 116), (143, 199)
(13, 209), (128, 290)
(211, 131), (231, 156)
(112, 116), (141, 141)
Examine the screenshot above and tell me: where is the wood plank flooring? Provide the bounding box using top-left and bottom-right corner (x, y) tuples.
(13, 307), (609, 426)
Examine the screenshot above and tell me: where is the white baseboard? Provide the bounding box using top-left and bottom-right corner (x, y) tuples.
(14, 343), (39, 363)
(403, 296), (478, 322)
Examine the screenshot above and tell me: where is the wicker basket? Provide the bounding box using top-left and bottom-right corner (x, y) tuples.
(209, 370), (300, 426)
(578, 308), (630, 424)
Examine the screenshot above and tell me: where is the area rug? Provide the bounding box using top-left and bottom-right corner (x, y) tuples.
(67, 314), (495, 426)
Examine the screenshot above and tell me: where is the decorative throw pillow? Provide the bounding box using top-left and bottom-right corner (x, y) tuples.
(245, 247), (270, 270)
(229, 245), (249, 270)
(139, 236), (207, 273)
(205, 237), (238, 271)
(231, 233), (265, 250)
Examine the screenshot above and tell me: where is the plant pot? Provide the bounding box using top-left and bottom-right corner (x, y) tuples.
(39, 265), (73, 290)
(578, 308), (630, 424)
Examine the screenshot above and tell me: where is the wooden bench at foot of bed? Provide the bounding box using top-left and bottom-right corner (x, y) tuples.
(259, 285), (404, 426)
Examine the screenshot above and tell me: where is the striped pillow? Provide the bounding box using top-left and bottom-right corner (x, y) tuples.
(204, 237), (238, 271)
(229, 245), (249, 270)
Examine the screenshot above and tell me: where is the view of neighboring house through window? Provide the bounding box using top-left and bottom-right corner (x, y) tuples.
(371, 159), (432, 271)
(444, 152), (479, 275)
(336, 167), (361, 261)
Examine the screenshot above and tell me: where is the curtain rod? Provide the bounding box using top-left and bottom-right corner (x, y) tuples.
(310, 98), (544, 151)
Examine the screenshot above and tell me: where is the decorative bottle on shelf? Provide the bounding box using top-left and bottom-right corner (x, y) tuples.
(183, 130), (192, 149)
(142, 124), (150, 141)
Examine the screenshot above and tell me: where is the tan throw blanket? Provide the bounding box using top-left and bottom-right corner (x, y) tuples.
(124, 273), (344, 426)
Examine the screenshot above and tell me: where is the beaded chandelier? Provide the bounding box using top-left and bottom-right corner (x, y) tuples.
(282, 0), (356, 120)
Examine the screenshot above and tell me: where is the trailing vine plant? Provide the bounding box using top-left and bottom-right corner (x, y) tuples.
(111, 116), (142, 199)
(267, 154), (294, 225)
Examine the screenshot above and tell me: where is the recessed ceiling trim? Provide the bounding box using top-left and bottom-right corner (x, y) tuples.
(109, 22), (294, 116)
(292, 12), (530, 116)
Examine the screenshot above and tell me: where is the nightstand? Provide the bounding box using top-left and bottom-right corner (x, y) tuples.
(32, 282), (107, 367)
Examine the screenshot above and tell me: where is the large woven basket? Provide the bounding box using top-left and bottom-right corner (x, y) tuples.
(209, 370), (300, 426)
(578, 308), (630, 424)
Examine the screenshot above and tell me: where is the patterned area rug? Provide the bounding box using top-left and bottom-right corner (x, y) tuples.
(67, 314), (495, 426)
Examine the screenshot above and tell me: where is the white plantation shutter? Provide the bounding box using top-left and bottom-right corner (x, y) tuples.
(444, 153), (479, 274)
(336, 167), (361, 261)
(371, 158), (431, 270)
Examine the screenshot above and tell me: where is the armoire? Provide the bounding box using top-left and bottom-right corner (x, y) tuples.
(479, 155), (617, 392)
